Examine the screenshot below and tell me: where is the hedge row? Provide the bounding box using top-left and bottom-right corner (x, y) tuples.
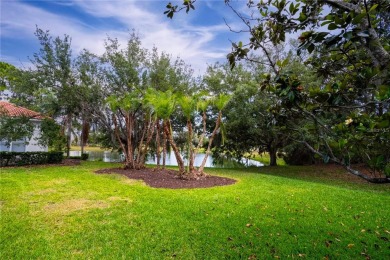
(0, 151), (63, 167)
(68, 153), (89, 161)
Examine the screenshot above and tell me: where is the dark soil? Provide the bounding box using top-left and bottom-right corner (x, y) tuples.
(60, 159), (82, 166)
(95, 168), (237, 189)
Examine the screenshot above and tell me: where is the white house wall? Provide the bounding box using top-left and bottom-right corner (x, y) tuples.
(0, 120), (48, 152)
(25, 120), (48, 152)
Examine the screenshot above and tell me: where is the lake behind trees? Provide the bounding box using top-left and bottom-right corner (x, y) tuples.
(69, 151), (263, 168)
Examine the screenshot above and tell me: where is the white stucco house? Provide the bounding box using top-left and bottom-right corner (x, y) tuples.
(0, 101), (48, 152)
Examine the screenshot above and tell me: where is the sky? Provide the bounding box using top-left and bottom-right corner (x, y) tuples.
(1, 0), (250, 76)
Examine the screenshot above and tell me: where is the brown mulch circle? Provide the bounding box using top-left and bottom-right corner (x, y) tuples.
(95, 167), (237, 189)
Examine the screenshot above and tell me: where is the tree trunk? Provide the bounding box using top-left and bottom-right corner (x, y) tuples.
(303, 141), (390, 183)
(66, 113), (72, 158)
(125, 114), (135, 169)
(194, 111), (207, 161)
(269, 147), (277, 166)
(135, 117), (148, 169)
(164, 119), (185, 174)
(81, 120), (89, 156)
(113, 113), (133, 170)
(187, 119), (195, 173)
(162, 121), (167, 169)
(156, 120), (161, 169)
(199, 111), (222, 174)
(137, 118), (156, 169)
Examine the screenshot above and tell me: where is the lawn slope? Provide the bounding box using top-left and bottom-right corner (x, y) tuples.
(1, 162), (389, 259)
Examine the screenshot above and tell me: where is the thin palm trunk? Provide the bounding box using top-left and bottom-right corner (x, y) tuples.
(125, 114), (134, 169)
(194, 111), (207, 163)
(162, 122), (167, 169)
(199, 111), (222, 174)
(138, 118), (156, 168)
(156, 120), (161, 169)
(164, 119), (185, 174)
(187, 119), (195, 173)
(112, 113), (131, 169)
(135, 117), (148, 168)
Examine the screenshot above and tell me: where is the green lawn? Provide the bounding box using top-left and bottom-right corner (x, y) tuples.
(1, 162), (389, 259)
(249, 152), (286, 166)
(70, 145), (110, 152)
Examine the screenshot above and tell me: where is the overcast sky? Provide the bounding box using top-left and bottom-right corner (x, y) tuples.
(1, 0), (251, 75)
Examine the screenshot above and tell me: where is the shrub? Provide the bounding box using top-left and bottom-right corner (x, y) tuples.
(47, 151), (64, 163)
(282, 143), (316, 165)
(81, 153), (89, 161)
(68, 154), (88, 160)
(0, 151), (63, 167)
(68, 156), (81, 160)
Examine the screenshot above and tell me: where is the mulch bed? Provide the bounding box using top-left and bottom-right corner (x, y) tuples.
(95, 168), (237, 189)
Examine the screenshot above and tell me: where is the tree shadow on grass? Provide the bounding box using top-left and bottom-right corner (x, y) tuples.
(211, 164), (390, 193)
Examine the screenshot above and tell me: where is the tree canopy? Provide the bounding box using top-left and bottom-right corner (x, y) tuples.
(166, 0), (389, 181)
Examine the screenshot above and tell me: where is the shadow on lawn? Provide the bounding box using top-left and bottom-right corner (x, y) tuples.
(219, 164), (390, 192)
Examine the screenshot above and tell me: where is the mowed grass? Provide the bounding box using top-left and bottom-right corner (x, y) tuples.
(1, 162), (389, 259)
(70, 145), (110, 152)
(249, 152), (286, 166)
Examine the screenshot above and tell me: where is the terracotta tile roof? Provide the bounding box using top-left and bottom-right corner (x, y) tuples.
(0, 101), (45, 120)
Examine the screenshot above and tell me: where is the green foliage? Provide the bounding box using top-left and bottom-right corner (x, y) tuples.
(205, 0), (389, 177)
(178, 94), (197, 119)
(213, 93), (231, 111)
(81, 153), (89, 161)
(30, 27), (79, 115)
(0, 61), (18, 91)
(282, 142), (316, 165)
(39, 118), (66, 151)
(0, 115), (34, 146)
(145, 89), (177, 120)
(207, 62), (290, 166)
(0, 151), (63, 166)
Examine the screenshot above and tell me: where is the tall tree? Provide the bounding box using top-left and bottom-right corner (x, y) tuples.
(102, 33), (164, 170)
(75, 50), (104, 155)
(28, 27), (80, 157)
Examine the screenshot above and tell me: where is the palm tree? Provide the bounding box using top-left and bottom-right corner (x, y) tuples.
(146, 89), (186, 174)
(194, 97), (210, 158)
(199, 94), (231, 174)
(107, 91), (147, 170)
(178, 94), (198, 173)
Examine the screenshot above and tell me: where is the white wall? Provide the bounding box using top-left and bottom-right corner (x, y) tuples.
(25, 120), (48, 152)
(0, 120), (48, 152)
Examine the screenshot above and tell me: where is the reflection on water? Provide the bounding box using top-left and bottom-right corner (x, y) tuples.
(70, 151), (123, 162)
(69, 151), (263, 168)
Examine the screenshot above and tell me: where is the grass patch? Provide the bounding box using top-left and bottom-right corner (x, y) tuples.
(247, 152), (286, 166)
(1, 162), (389, 259)
(70, 146), (110, 152)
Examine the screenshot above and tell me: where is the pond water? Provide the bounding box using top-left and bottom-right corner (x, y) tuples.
(69, 151), (263, 168)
